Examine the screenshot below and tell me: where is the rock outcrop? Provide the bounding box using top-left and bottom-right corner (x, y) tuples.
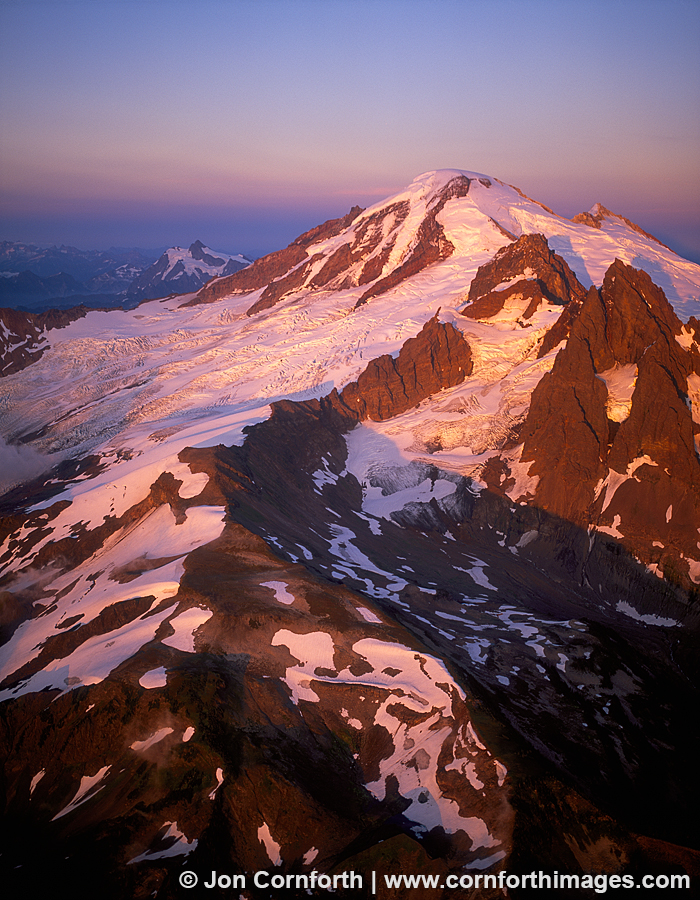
(354, 175), (471, 307)
(0, 315), (509, 895)
(461, 233), (587, 336)
(188, 207), (364, 308)
(2, 170), (700, 897)
(190, 174), (474, 316)
(214, 314), (473, 511)
(515, 259), (700, 588)
(338, 314), (473, 420)
(0, 305), (88, 377)
(572, 203), (673, 251)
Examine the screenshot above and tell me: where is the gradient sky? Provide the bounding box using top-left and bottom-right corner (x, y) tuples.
(1, 0), (699, 261)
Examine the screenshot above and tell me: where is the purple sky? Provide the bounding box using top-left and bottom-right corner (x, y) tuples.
(1, 0), (699, 262)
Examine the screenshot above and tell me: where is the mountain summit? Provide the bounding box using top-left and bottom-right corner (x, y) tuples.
(126, 240), (251, 302)
(1, 169), (699, 896)
(189, 169), (698, 319)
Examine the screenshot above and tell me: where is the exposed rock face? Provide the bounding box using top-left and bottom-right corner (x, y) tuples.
(310, 201), (410, 291)
(226, 316), (471, 481)
(247, 253), (323, 314)
(190, 175), (473, 317)
(514, 289), (611, 518)
(2, 171), (700, 896)
(187, 239), (225, 267)
(189, 207), (364, 308)
(246, 198), (423, 315)
(339, 315), (473, 420)
(516, 259), (700, 588)
(355, 175), (471, 307)
(195, 315), (700, 892)
(0, 518), (514, 896)
(0, 306), (88, 377)
(215, 315), (473, 505)
(461, 233), (587, 334)
(0, 317), (510, 897)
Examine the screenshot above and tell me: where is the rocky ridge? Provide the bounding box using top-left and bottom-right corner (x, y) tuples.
(460, 232), (588, 355)
(0, 305), (88, 377)
(191, 174), (477, 317)
(514, 260), (700, 589)
(572, 202), (675, 251)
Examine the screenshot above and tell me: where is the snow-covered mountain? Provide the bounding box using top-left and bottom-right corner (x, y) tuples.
(1, 170), (699, 897)
(126, 240), (251, 302)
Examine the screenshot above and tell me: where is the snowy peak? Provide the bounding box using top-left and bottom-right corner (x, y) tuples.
(127, 241), (251, 302)
(187, 239), (226, 265)
(189, 168), (699, 323)
(571, 202), (673, 251)
(192, 171), (504, 313)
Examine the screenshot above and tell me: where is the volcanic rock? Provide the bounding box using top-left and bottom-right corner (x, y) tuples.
(572, 203), (673, 251)
(461, 233), (587, 330)
(355, 176), (471, 307)
(516, 259), (700, 587)
(189, 207), (364, 308)
(0, 305), (88, 377)
(3, 170), (700, 895)
(247, 200), (415, 315)
(339, 314), (473, 420)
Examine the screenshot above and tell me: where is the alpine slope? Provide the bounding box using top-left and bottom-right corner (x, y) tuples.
(1, 169), (699, 898)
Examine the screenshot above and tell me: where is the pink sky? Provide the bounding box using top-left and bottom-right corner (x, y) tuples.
(1, 0), (698, 261)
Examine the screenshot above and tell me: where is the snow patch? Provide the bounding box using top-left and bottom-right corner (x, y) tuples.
(0, 602), (174, 701)
(597, 515), (624, 539)
(303, 847), (318, 864)
(139, 667), (168, 689)
(597, 364), (637, 422)
(468, 566), (497, 591)
(271, 629), (336, 704)
(130, 727), (174, 752)
(356, 606), (382, 624)
(261, 581), (295, 605)
(30, 769), (45, 795)
(258, 822), (282, 865)
(600, 456), (659, 513)
(209, 767), (224, 799)
(52, 765), (111, 820)
(128, 821), (198, 863)
(616, 601), (678, 627)
(162, 607), (213, 652)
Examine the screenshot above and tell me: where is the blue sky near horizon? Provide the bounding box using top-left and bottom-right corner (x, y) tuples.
(1, 0), (699, 262)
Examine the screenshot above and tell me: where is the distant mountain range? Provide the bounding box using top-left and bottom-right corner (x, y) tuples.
(0, 240), (251, 311)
